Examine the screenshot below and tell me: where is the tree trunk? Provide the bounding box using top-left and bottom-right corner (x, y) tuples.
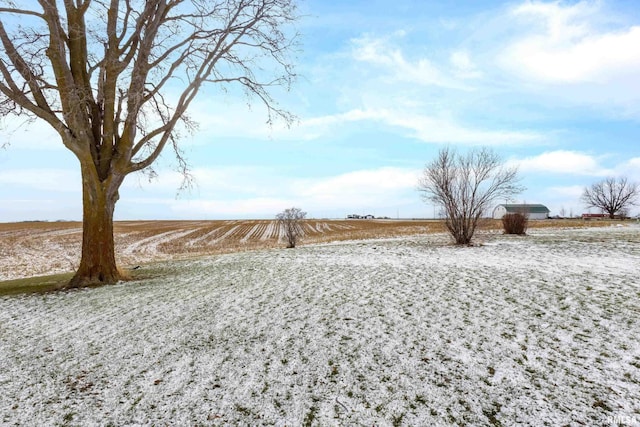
(67, 165), (123, 289)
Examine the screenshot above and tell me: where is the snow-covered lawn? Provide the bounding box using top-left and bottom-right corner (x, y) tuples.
(1, 226), (639, 426)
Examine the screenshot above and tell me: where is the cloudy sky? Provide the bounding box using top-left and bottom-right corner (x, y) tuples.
(1, 0), (640, 221)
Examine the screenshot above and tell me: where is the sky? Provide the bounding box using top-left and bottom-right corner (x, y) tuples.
(1, 0), (640, 221)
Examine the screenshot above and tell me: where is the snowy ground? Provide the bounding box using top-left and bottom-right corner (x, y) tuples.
(1, 225), (639, 426)
(0, 219), (430, 281)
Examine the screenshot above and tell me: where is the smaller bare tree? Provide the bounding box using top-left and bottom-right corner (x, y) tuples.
(581, 177), (639, 219)
(276, 207), (307, 248)
(418, 147), (524, 245)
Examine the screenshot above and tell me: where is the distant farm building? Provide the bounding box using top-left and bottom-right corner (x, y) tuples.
(347, 214), (375, 219)
(492, 204), (550, 220)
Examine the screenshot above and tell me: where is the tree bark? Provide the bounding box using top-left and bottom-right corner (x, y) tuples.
(67, 164), (123, 288)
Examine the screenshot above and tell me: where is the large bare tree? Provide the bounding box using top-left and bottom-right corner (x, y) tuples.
(0, 0), (298, 287)
(418, 147), (524, 245)
(581, 177), (639, 219)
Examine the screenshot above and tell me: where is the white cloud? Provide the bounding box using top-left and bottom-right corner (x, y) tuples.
(183, 99), (292, 141)
(502, 1), (640, 84)
(184, 30), (546, 145)
(547, 185), (585, 199)
(0, 169), (79, 192)
(449, 50), (482, 79)
(512, 1), (598, 41)
(624, 157), (640, 167)
(308, 108), (539, 145)
(142, 166), (421, 218)
(377, 109), (539, 145)
(123, 166), (287, 199)
(193, 105), (541, 146)
(1, 120), (66, 151)
(618, 157), (640, 181)
(513, 150), (612, 176)
(168, 197), (293, 218)
(0, 199), (81, 221)
(531, 185), (585, 217)
(186, 97), (368, 143)
(125, 158), (639, 220)
(301, 109), (383, 137)
(350, 34), (473, 90)
(123, 170), (184, 192)
(294, 167), (418, 200)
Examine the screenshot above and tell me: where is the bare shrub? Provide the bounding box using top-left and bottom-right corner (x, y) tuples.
(502, 213), (528, 235)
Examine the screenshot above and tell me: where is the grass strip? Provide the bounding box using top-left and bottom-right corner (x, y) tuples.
(0, 273), (74, 297)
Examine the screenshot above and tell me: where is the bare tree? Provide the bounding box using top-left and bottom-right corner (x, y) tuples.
(0, 1), (299, 287)
(276, 207), (305, 248)
(581, 177), (639, 219)
(418, 147), (524, 245)
(559, 206), (566, 218)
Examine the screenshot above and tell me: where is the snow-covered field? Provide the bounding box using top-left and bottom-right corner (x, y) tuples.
(0, 219), (433, 281)
(1, 225), (639, 426)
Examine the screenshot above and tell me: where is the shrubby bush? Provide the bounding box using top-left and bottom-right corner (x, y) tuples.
(502, 213), (528, 235)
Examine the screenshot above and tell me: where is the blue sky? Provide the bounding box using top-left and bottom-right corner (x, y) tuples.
(1, 0), (640, 221)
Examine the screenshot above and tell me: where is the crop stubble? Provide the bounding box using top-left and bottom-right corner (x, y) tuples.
(0, 219), (615, 281)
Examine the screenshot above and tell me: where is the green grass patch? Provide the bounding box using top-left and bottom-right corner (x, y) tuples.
(0, 267), (157, 297)
(0, 272), (73, 297)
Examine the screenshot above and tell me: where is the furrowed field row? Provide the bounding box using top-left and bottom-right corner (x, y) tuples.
(0, 219), (618, 281)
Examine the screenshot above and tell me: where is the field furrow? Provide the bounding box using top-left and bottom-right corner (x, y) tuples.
(0, 219), (622, 281)
(240, 222), (269, 243)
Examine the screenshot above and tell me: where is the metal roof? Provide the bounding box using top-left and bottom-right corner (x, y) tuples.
(498, 204), (550, 214)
